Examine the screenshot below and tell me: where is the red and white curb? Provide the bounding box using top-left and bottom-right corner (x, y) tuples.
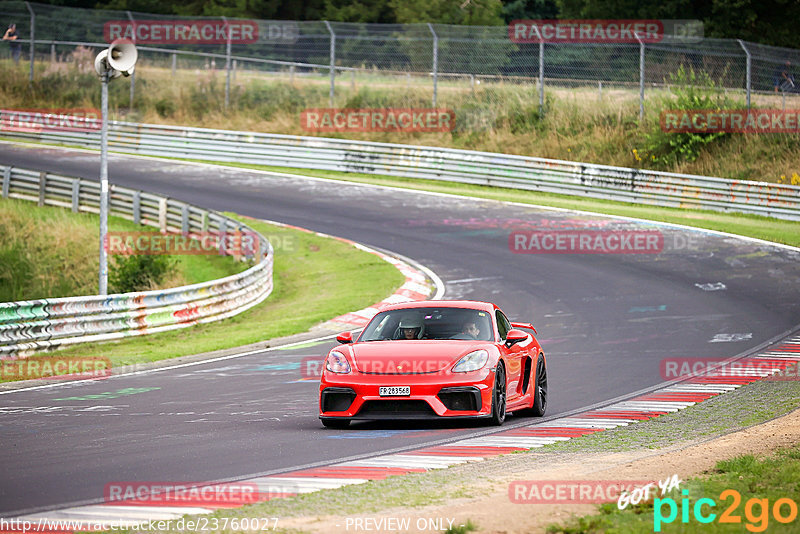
(13, 336), (800, 530)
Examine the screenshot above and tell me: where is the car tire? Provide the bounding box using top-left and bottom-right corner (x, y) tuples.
(320, 417), (350, 429)
(490, 363), (507, 426)
(530, 353), (547, 417)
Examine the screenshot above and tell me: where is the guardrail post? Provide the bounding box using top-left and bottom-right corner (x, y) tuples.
(25, 2), (35, 82)
(737, 40), (751, 110)
(201, 210), (208, 231)
(2, 167), (10, 198)
(38, 171), (46, 207)
(126, 11), (136, 109)
(132, 191), (141, 224)
(181, 204), (189, 233)
(427, 23), (438, 108)
(71, 179), (80, 212)
(158, 197), (167, 232)
(223, 16), (231, 109)
(324, 21), (335, 107)
(219, 219), (228, 255)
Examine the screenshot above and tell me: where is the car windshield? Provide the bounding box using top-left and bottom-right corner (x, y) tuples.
(359, 307), (494, 342)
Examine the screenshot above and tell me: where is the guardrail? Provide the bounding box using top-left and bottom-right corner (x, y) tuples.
(3, 119), (799, 220)
(0, 164), (274, 358)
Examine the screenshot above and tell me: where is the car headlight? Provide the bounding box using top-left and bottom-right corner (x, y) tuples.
(452, 349), (489, 373)
(326, 351), (351, 374)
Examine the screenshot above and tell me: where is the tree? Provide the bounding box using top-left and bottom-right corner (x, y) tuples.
(324, 0), (396, 23)
(390, 0), (505, 25)
(501, 0), (560, 23)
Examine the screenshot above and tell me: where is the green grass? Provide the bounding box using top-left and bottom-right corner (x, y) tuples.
(547, 444), (800, 533)
(0, 197), (243, 301)
(19, 214), (405, 370)
(191, 161), (800, 249)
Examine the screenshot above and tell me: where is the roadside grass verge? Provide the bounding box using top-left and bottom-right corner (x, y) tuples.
(12, 215), (404, 371)
(0, 197), (243, 301)
(547, 443), (800, 533)
(189, 161), (800, 249)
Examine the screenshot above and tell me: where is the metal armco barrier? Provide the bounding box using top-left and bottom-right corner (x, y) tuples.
(3, 120), (799, 220)
(0, 164), (274, 358)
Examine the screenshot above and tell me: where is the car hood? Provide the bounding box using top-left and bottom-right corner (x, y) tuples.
(349, 341), (488, 374)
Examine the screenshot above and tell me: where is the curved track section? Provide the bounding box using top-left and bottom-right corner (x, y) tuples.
(1, 143), (799, 516)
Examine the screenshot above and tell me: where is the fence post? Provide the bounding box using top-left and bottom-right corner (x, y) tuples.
(223, 16), (231, 109)
(539, 41), (544, 115)
(427, 23), (438, 108)
(636, 32), (645, 120)
(324, 21), (335, 107)
(50, 42), (55, 63)
(25, 2), (34, 81)
(126, 11), (136, 109)
(737, 40), (751, 110)
(171, 52), (176, 76)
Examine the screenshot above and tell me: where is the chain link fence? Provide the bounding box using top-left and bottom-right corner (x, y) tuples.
(1, 1), (800, 114)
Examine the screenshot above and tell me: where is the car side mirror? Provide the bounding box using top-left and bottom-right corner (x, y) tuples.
(336, 331), (353, 344)
(505, 329), (528, 347)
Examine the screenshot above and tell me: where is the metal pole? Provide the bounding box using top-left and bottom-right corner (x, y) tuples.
(539, 41), (544, 115)
(324, 21), (335, 107)
(171, 52), (176, 75)
(50, 42), (55, 63)
(428, 23), (438, 108)
(25, 2), (34, 81)
(636, 32), (645, 120)
(223, 16), (231, 109)
(737, 40), (751, 110)
(126, 11), (136, 109)
(99, 72), (110, 295)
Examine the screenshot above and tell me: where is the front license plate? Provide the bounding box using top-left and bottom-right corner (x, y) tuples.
(379, 386), (410, 396)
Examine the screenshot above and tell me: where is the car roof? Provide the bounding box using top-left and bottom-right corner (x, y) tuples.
(378, 300), (498, 314)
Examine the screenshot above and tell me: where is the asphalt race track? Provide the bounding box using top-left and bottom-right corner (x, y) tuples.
(2, 143), (800, 515)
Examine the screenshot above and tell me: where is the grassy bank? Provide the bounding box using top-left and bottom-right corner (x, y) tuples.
(0, 197), (243, 301)
(9, 215), (404, 371)
(2, 56), (799, 184)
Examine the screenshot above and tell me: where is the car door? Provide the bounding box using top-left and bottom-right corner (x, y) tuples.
(495, 309), (525, 401)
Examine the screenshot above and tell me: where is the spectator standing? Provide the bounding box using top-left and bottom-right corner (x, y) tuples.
(2, 23), (21, 64)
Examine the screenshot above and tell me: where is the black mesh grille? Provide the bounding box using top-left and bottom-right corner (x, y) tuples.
(321, 387), (356, 412)
(438, 387), (481, 411)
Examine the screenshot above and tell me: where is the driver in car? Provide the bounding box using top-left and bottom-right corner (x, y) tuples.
(398, 316), (424, 339)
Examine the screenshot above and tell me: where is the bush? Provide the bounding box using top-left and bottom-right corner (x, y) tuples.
(110, 255), (177, 293)
(643, 65), (740, 167)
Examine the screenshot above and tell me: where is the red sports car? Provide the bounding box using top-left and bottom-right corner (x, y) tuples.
(319, 300), (547, 428)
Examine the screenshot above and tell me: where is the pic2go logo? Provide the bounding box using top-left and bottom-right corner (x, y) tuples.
(654, 489), (798, 532)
